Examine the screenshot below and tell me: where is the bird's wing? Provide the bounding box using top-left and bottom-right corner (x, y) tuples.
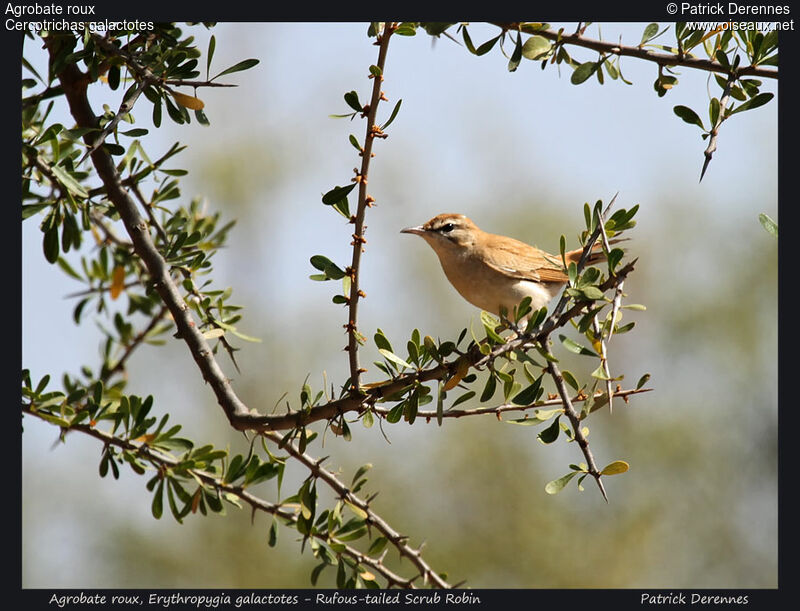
(480, 236), (569, 284)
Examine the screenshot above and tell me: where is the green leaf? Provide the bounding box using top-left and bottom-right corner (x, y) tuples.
(344, 90), (363, 112)
(636, 373), (651, 390)
(480, 310), (504, 343)
(461, 27), (477, 54)
(373, 329), (393, 352)
(571, 62), (597, 85)
(322, 183), (357, 206)
(709, 97), (720, 126)
(206, 35), (216, 78)
(538, 415), (561, 444)
(568, 262), (578, 286)
(50, 164), (89, 198)
(545, 471), (577, 494)
(607, 248), (624, 272)
(152, 97), (162, 128)
(351, 464), (372, 488)
(714, 48), (730, 69)
(561, 370), (580, 391)
(673, 105), (705, 129)
(309, 255), (346, 281)
(580, 286), (605, 301)
(506, 408), (562, 426)
(758, 213), (777, 237)
(268, 517), (278, 547)
(559, 335), (598, 357)
(368, 536), (388, 556)
(381, 99), (402, 130)
(511, 376), (542, 406)
(213, 58), (259, 80)
(480, 374), (497, 403)
(151, 479), (164, 519)
(43, 226), (59, 264)
(120, 128), (149, 137)
(728, 92), (774, 116)
(57, 257), (82, 281)
(362, 408), (374, 428)
(22, 204), (49, 220)
(378, 348), (413, 370)
(507, 33), (523, 72)
(386, 402), (405, 423)
(405, 391), (423, 424)
(394, 23), (418, 36)
(451, 390), (475, 408)
(604, 59), (619, 80)
(436, 383), (444, 426)
(476, 35), (501, 56)
(521, 35), (551, 60)
(422, 22), (456, 37)
(640, 23), (659, 44)
(601, 460), (629, 475)
(591, 364), (612, 380)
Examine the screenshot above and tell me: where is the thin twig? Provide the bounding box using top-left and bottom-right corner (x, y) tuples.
(546, 359), (608, 502)
(370, 387), (651, 421)
(263, 430), (452, 589)
(102, 304), (170, 382)
(700, 72), (736, 181)
(129, 181), (170, 245)
(345, 22), (396, 393)
(87, 145), (188, 199)
(78, 78), (147, 165)
(491, 23), (778, 79)
(590, 316), (614, 414)
(163, 79), (237, 88)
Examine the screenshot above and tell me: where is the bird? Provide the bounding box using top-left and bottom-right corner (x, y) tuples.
(401, 213), (607, 318)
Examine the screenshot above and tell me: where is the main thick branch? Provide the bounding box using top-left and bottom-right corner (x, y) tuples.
(47, 36), (253, 428)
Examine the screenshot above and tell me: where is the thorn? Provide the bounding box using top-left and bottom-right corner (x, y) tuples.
(699, 154), (712, 182)
(595, 475), (609, 503)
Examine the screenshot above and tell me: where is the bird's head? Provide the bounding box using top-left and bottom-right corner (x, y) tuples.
(401, 213), (480, 253)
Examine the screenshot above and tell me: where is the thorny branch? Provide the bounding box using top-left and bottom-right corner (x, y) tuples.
(700, 73), (736, 181)
(345, 22), (396, 393)
(44, 29), (449, 588)
(491, 22), (778, 80)
(31, 28), (647, 594)
(20, 405), (422, 589)
(262, 431), (452, 588)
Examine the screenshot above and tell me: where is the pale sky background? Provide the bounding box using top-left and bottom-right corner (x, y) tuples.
(21, 22), (779, 588)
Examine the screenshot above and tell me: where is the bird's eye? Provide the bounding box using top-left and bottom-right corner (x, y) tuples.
(440, 223), (455, 233)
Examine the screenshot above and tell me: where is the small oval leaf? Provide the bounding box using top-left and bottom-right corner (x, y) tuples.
(171, 91), (205, 110)
(600, 460), (630, 475)
(545, 471), (577, 495)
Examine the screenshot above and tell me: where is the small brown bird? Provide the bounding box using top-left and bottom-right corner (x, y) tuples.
(401, 213), (605, 317)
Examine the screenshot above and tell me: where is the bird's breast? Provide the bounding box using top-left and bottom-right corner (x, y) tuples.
(436, 250), (560, 316)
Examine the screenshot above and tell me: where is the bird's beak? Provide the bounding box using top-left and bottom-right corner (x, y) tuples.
(400, 225), (425, 236)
